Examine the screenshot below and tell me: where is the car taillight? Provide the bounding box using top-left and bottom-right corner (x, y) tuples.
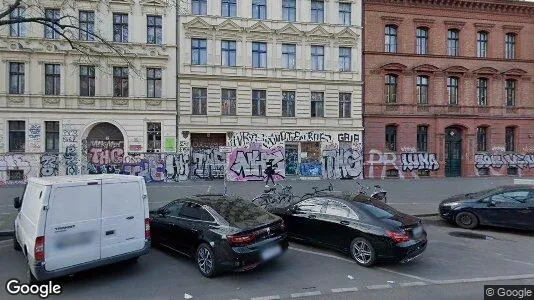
(227, 233), (256, 247)
(386, 230), (410, 244)
(145, 218), (151, 239)
(34, 236), (45, 262)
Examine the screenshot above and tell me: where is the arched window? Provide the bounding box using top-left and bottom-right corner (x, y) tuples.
(384, 74), (398, 103)
(505, 33), (516, 59)
(385, 25), (397, 53)
(447, 29), (459, 56)
(477, 31), (488, 58)
(416, 27), (428, 55)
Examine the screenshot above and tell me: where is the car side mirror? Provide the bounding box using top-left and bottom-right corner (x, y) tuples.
(14, 197), (21, 209)
(488, 200), (496, 207)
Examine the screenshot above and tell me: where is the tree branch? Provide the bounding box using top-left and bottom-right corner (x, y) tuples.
(0, 0), (22, 20)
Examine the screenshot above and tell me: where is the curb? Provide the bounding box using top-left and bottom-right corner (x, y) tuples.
(0, 231), (14, 237)
(414, 213), (439, 217)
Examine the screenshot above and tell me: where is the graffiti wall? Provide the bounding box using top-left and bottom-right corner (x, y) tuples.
(474, 153), (534, 176)
(322, 143), (363, 179)
(227, 144), (285, 182)
(367, 150), (440, 179)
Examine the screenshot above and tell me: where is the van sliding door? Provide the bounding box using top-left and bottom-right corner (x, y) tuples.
(44, 182), (102, 271)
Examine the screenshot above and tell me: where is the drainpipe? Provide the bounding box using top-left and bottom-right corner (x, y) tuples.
(360, 0), (366, 180)
(175, 2), (180, 157)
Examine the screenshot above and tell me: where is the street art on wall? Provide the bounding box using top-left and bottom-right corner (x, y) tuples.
(474, 153), (534, 176)
(28, 124), (41, 152)
(367, 150), (440, 179)
(322, 145), (364, 179)
(87, 140), (125, 174)
(227, 145), (285, 182)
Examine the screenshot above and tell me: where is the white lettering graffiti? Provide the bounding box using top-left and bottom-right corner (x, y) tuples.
(322, 147), (363, 179)
(401, 153), (440, 171)
(475, 153), (534, 169)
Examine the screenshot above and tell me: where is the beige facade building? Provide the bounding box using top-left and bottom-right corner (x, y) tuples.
(177, 0), (364, 181)
(0, 0), (176, 183)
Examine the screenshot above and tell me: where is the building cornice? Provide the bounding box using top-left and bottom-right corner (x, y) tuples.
(365, 0), (534, 15)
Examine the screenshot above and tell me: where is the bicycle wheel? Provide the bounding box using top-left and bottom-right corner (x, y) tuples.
(252, 195), (270, 208)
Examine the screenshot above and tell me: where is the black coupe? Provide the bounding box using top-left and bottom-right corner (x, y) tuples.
(439, 184), (534, 230)
(269, 192), (427, 267)
(150, 194), (288, 277)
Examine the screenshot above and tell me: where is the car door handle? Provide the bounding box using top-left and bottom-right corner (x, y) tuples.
(307, 215), (317, 219)
(106, 230), (115, 236)
(339, 220), (350, 225)
(126, 216), (134, 220)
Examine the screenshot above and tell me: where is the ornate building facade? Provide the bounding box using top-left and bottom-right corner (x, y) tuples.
(0, 0), (176, 183)
(363, 0), (534, 178)
(177, 0), (364, 181)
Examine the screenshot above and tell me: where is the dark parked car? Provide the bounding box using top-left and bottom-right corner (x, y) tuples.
(269, 192), (427, 267)
(149, 194), (288, 277)
(439, 185), (534, 230)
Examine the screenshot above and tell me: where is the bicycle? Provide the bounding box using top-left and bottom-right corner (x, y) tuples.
(355, 181), (388, 203)
(298, 182), (334, 201)
(252, 184), (296, 209)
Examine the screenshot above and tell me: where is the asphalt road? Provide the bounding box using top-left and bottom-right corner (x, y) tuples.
(1, 217), (534, 300)
(0, 177), (519, 233)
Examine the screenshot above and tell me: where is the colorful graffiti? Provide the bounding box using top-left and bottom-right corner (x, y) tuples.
(190, 148), (225, 179)
(227, 145), (285, 181)
(322, 146), (363, 179)
(229, 131), (334, 148)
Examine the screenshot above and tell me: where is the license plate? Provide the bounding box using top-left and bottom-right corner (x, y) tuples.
(412, 226), (423, 238)
(261, 245), (281, 261)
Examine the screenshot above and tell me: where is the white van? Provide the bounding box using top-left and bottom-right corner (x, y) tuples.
(13, 174), (151, 283)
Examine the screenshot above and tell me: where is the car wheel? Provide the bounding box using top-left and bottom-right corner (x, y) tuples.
(13, 233), (21, 251)
(350, 237), (376, 267)
(455, 211), (479, 229)
(196, 243), (217, 278)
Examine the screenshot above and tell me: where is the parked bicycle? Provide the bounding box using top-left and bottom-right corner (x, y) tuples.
(297, 182), (334, 201)
(355, 181), (388, 203)
(251, 184), (296, 209)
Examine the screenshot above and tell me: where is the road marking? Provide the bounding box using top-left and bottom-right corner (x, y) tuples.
(0, 212), (14, 215)
(289, 247), (355, 264)
(399, 282), (428, 287)
(377, 267), (433, 282)
(501, 258), (534, 267)
(0, 240), (13, 245)
(207, 186), (212, 193)
(432, 274), (534, 285)
(290, 291), (321, 298)
(251, 296), (281, 300)
(331, 287), (359, 293)
(0, 244), (13, 248)
(365, 284), (392, 290)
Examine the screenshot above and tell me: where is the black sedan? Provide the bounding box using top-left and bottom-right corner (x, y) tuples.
(439, 184), (534, 230)
(269, 192), (427, 267)
(150, 194), (289, 277)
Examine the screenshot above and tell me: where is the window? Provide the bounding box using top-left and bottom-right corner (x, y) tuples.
(252, 0), (267, 20)
(147, 122), (161, 152)
(147, 68), (162, 98)
(385, 125), (397, 151)
(221, 40), (237, 67)
(505, 79), (516, 107)
(252, 42), (267, 68)
(282, 44), (296, 69)
(9, 62), (24, 94)
(416, 76), (429, 104)
(147, 15), (162, 45)
(45, 64), (61, 96)
(192, 88), (207, 115)
(252, 90), (266, 116)
(10, 7), (25, 37)
(310, 92), (324, 117)
(191, 39), (207, 65)
(447, 77), (458, 105)
(295, 198), (327, 213)
(477, 31), (488, 58)
(339, 3), (351, 25)
(192, 0), (207, 15)
(221, 0), (237, 17)
(282, 91), (295, 117)
(45, 121), (59, 152)
(477, 78), (488, 106)
(113, 13), (128, 43)
(8, 170), (24, 181)
(44, 9), (60, 39)
(282, 0), (296, 21)
(417, 125), (428, 152)
(79, 11), (95, 41)
(385, 74), (397, 103)
(164, 201), (183, 217)
(311, 0), (324, 23)
(505, 33), (516, 59)
(9, 121), (25, 152)
(179, 202), (204, 220)
(505, 127), (515, 152)
(385, 25), (397, 53)
(311, 45), (324, 71)
(80, 66), (95, 97)
(447, 29), (459, 56)
(416, 27), (428, 55)
(491, 190), (529, 203)
(339, 47), (351, 71)
(221, 88), (236, 116)
(339, 93), (351, 118)
(325, 200), (352, 218)
(113, 67), (128, 97)
(477, 126), (487, 152)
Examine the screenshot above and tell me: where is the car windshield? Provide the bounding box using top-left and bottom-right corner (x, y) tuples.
(207, 197), (279, 230)
(356, 200), (401, 219)
(466, 187), (503, 199)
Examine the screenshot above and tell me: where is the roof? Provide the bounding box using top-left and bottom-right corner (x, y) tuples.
(28, 174), (143, 185)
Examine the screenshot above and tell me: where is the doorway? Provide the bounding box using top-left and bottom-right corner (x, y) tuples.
(445, 127), (462, 177)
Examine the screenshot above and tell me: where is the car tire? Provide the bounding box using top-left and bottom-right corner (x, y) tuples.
(196, 243), (217, 278)
(350, 237), (376, 267)
(455, 211), (479, 229)
(13, 233), (21, 251)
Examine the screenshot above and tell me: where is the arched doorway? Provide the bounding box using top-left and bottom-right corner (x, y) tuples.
(86, 122), (125, 174)
(445, 127), (462, 177)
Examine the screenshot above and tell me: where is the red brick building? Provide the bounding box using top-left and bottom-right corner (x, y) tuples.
(363, 0), (534, 179)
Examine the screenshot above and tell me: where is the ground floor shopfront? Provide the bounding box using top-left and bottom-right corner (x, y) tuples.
(363, 117), (534, 179)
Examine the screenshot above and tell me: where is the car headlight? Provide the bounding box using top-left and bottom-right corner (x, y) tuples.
(441, 201), (460, 207)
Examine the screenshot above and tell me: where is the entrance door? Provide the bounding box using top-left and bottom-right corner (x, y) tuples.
(445, 128), (462, 177)
(285, 144), (299, 175)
